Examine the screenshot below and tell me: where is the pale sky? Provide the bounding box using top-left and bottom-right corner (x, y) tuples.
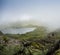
(0, 0), (60, 30)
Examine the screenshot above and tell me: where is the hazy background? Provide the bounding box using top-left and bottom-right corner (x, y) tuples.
(0, 0), (60, 30)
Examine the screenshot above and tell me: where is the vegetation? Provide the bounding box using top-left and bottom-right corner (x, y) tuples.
(0, 26), (60, 55)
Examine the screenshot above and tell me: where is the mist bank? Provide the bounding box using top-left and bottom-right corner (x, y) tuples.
(0, 19), (60, 33)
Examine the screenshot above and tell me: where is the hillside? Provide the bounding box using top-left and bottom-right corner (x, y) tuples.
(0, 26), (60, 55)
(0, 31), (3, 35)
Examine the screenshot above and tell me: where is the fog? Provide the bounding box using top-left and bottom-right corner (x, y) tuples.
(0, 0), (60, 31)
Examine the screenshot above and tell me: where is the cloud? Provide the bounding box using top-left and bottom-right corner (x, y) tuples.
(0, 0), (60, 31)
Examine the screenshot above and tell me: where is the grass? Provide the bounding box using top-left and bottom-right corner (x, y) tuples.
(0, 26), (60, 55)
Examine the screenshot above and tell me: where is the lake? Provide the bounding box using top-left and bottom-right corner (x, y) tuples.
(1, 28), (35, 34)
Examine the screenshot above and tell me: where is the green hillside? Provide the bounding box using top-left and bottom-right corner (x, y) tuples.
(0, 26), (60, 55)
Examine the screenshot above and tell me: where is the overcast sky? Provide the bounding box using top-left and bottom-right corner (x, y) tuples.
(0, 0), (60, 30)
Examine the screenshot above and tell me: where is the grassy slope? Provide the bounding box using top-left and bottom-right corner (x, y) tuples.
(7, 26), (47, 39)
(0, 26), (60, 55)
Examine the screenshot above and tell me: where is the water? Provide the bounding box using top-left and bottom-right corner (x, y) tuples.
(1, 28), (35, 34)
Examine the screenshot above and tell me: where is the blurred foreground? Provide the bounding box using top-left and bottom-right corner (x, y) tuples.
(0, 26), (60, 55)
